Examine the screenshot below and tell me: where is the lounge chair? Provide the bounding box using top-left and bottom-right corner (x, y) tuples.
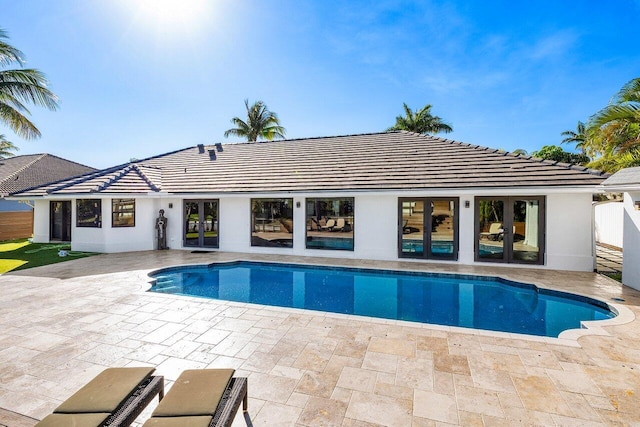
(321, 219), (336, 231)
(36, 367), (164, 427)
(402, 219), (420, 234)
(332, 218), (346, 231)
(142, 369), (247, 427)
(480, 222), (503, 240)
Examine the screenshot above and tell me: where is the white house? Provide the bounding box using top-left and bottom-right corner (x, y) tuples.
(0, 154), (95, 241)
(10, 131), (608, 271)
(600, 167), (640, 289)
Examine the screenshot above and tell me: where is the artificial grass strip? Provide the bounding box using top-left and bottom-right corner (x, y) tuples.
(0, 239), (98, 274)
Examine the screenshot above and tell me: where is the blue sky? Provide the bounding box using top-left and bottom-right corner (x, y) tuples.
(2, 0), (639, 168)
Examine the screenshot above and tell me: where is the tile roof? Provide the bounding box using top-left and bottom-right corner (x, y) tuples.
(601, 166), (640, 188)
(13, 132), (608, 197)
(0, 154), (96, 195)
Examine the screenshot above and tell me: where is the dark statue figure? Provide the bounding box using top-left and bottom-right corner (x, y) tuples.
(156, 209), (168, 250)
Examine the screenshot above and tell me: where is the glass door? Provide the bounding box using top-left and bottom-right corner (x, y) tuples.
(476, 197), (544, 264)
(477, 198), (506, 261)
(399, 198), (458, 260)
(512, 198), (543, 263)
(50, 201), (71, 241)
(184, 200), (219, 248)
(400, 200), (424, 257)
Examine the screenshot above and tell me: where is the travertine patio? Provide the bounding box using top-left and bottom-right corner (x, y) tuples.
(1, 250), (640, 426)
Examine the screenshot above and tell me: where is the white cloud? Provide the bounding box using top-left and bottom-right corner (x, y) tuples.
(527, 30), (579, 61)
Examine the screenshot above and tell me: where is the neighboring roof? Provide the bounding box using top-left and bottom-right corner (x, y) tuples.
(13, 131), (608, 197)
(0, 154), (96, 196)
(600, 167), (640, 190)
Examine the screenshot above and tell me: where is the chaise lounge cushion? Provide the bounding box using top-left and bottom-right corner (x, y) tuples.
(55, 367), (155, 413)
(152, 369), (235, 417)
(142, 415), (213, 427)
(35, 412), (110, 427)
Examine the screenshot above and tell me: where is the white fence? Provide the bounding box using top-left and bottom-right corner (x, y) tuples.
(594, 201), (623, 249)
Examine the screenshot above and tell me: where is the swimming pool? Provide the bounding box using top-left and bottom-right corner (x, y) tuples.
(148, 261), (616, 338)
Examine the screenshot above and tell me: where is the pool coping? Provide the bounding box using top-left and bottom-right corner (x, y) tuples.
(143, 258), (636, 347)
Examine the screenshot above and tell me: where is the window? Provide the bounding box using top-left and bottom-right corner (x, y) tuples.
(76, 199), (102, 228)
(251, 198), (293, 248)
(112, 199), (135, 227)
(306, 198), (354, 251)
(399, 198), (459, 260)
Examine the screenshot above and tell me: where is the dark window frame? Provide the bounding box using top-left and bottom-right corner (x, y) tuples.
(111, 198), (135, 228)
(474, 196), (546, 265)
(250, 198), (294, 248)
(398, 197), (459, 261)
(76, 199), (102, 228)
(305, 197), (355, 251)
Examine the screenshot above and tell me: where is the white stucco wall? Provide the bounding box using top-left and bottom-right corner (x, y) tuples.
(545, 193), (595, 271)
(220, 197), (252, 252)
(32, 199), (50, 243)
(72, 198), (165, 253)
(29, 190), (598, 271)
(622, 192), (640, 290)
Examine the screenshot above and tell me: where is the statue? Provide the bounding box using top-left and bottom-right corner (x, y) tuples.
(156, 209), (168, 250)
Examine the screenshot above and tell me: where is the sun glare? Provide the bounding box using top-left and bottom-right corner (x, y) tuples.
(123, 0), (211, 35)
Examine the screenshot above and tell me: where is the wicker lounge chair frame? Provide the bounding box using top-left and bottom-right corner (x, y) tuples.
(105, 375), (165, 426)
(36, 368), (164, 427)
(210, 377), (248, 427)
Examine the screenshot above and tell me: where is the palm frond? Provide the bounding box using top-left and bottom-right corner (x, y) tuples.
(0, 103), (41, 139)
(0, 29), (24, 67)
(0, 133), (19, 158)
(615, 77), (640, 104)
(0, 69), (59, 110)
(589, 104), (640, 128)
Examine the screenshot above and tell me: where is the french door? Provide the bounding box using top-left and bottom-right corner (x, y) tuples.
(475, 196), (545, 265)
(50, 201), (71, 241)
(184, 200), (219, 248)
(399, 198), (459, 260)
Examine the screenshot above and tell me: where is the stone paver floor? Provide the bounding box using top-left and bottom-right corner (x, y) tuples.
(1, 250), (640, 426)
(596, 244), (623, 276)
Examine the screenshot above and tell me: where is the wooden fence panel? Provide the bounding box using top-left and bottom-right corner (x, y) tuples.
(0, 210), (34, 241)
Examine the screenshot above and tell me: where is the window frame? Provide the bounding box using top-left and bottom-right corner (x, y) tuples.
(250, 198), (294, 248)
(111, 198), (136, 228)
(474, 196), (546, 265)
(305, 197), (355, 251)
(76, 199), (102, 228)
(398, 197), (459, 261)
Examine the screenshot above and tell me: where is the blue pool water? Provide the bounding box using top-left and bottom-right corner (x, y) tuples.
(402, 241), (501, 256)
(148, 261), (616, 337)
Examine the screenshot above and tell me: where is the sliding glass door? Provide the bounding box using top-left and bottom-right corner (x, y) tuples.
(476, 196), (545, 264)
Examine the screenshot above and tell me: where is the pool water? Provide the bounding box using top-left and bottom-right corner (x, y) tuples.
(148, 261), (616, 338)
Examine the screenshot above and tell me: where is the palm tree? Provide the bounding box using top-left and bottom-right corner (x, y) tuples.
(387, 103), (453, 134)
(224, 99), (286, 142)
(589, 78), (640, 128)
(561, 121), (589, 154)
(584, 77), (640, 172)
(0, 134), (18, 158)
(0, 28), (58, 140)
